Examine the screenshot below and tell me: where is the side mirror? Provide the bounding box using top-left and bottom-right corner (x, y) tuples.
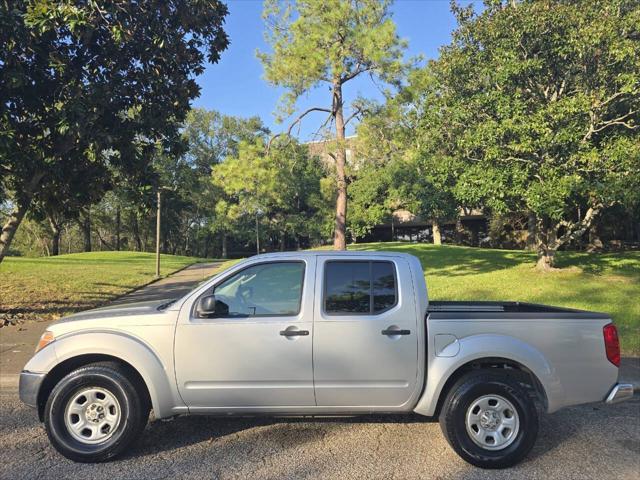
(196, 295), (228, 318)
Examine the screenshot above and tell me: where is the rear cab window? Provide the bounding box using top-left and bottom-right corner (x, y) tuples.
(324, 260), (398, 315)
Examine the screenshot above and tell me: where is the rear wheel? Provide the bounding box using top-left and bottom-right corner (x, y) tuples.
(44, 362), (149, 462)
(439, 371), (538, 469)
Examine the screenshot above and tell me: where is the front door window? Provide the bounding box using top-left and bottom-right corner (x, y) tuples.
(213, 262), (305, 317)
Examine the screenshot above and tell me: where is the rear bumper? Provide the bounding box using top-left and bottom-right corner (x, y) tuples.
(19, 371), (46, 408)
(605, 383), (634, 404)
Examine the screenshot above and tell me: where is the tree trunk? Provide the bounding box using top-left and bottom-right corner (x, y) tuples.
(280, 231), (286, 251)
(536, 246), (556, 270)
(0, 202), (30, 262)
(131, 212), (142, 251)
(587, 221), (604, 252)
(80, 209), (92, 252)
(526, 212), (537, 251)
(48, 215), (61, 256)
(51, 230), (60, 256)
(432, 220), (442, 245)
(184, 232), (190, 256)
(66, 225), (72, 254)
(221, 234), (228, 259)
(470, 227), (479, 247)
(535, 218), (558, 270)
(536, 206), (601, 271)
(115, 206), (121, 251)
(0, 172), (44, 263)
(455, 216), (464, 244)
(332, 79), (347, 251)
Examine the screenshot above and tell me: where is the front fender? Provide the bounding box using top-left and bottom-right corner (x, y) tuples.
(413, 334), (564, 417)
(23, 330), (185, 419)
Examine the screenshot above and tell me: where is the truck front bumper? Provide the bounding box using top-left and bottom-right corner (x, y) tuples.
(19, 371), (46, 408)
(605, 383), (635, 404)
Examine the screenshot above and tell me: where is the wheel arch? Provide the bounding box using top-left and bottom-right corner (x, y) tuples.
(26, 330), (184, 421)
(431, 356), (548, 418)
(36, 353), (150, 421)
(414, 334), (564, 417)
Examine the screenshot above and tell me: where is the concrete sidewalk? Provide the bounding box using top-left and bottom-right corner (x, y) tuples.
(0, 262), (223, 376)
(110, 261), (222, 304)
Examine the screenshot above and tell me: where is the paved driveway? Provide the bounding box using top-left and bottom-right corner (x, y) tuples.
(0, 382), (638, 479)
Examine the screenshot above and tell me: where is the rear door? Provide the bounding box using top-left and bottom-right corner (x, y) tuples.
(313, 256), (419, 409)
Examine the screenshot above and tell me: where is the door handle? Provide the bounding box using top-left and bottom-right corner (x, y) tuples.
(280, 329), (309, 337)
(381, 328), (411, 336)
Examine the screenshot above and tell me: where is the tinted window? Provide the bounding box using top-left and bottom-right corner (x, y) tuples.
(372, 262), (396, 312)
(324, 262), (370, 313)
(324, 261), (397, 315)
(213, 262), (304, 317)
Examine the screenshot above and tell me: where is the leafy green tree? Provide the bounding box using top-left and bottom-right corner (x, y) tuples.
(428, 0), (640, 269)
(0, 0), (229, 262)
(259, 0), (407, 250)
(347, 161), (394, 242)
(182, 109), (270, 257)
(212, 138), (325, 252)
(355, 69), (460, 245)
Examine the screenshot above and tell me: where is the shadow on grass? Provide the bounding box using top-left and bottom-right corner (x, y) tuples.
(555, 251), (640, 281)
(350, 242), (535, 276)
(351, 242), (640, 280)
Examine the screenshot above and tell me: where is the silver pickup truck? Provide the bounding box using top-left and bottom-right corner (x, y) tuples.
(19, 251), (633, 468)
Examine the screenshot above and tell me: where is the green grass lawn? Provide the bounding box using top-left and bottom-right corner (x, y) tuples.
(349, 242), (640, 355)
(0, 251), (218, 321)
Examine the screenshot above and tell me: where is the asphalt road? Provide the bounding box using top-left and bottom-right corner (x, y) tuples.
(0, 379), (638, 480)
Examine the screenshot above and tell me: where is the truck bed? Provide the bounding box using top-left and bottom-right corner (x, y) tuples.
(427, 301), (609, 318)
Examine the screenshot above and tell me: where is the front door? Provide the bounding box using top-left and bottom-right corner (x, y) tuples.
(175, 259), (315, 409)
(313, 257), (419, 409)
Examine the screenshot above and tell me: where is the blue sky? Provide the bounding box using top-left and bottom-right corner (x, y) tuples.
(193, 0), (473, 140)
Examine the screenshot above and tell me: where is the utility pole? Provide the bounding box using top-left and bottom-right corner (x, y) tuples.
(155, 189), (161, 278)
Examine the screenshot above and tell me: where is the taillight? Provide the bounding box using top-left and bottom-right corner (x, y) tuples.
(603, 323), (620, 367)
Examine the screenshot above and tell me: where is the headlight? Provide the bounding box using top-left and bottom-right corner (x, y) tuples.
(35, 331), (55, 353)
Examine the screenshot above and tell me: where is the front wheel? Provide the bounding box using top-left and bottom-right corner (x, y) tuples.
(44, 362), (149, 462)
(439, 371), (539, 469)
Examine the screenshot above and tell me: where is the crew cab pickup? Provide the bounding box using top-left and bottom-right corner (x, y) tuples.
(19, 251), (633, 468)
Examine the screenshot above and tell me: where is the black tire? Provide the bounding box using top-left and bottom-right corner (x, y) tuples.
(439, 370), (538, 469)
(44, 362), (150, 463)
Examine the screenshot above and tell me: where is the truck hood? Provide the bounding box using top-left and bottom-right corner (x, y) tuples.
(52, 298), (174, 325)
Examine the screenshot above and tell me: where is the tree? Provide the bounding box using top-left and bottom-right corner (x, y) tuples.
(355, 70), (460, 245)
(182, 109), (271, 257)
(258, 0), (407, 249)
(212, 138), (325, 252)
(428, 0), (640, 268)
(0, 0), (229, 262)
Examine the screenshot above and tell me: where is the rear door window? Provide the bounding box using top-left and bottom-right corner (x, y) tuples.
(324, 261), (397, 315)
(372, 261), (396, 312)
